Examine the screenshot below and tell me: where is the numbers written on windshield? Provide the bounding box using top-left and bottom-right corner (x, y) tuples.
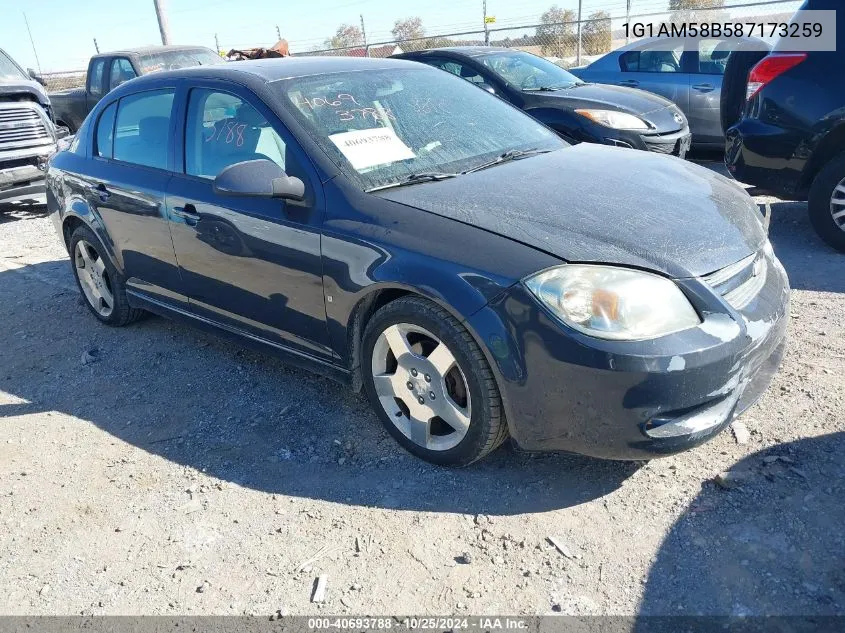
(293, 92), (397, 124)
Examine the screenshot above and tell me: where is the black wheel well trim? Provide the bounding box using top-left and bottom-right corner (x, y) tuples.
(803, 126), (845, 190)
(345, 285), (500, 391)
(61, 210), (120, 273)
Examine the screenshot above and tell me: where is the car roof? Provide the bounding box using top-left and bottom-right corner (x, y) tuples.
(120, 55), (425, 87)
(398, 46), (511, 58)
(94, 45), (215, 59)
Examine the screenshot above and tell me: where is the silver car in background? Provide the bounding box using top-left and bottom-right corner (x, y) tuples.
(571, 37), (759, 149)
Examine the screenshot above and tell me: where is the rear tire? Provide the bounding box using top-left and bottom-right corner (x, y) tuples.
(69, 224), (146, 326)
(808, 153), (845, 252)
(361, 296), (508, 466)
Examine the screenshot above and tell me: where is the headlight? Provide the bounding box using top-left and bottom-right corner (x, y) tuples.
(524, 265), (701, 341)
(574, 109), (650, 131)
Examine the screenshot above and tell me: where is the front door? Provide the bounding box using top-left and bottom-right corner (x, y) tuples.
(165, 85), (332, 359)
(617, 41), (691, 122)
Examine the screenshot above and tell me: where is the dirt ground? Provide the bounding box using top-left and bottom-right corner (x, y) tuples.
(0, 165), (843, 617)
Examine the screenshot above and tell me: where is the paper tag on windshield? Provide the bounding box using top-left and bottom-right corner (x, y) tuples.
(329, 128), (415, 170)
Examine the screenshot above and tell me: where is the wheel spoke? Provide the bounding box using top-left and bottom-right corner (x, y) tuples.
(77, 242), (94, 269)
(92, 256), (106, 276)
(835, 184), (845, 196)
(383, 324), (414, 360)
(427, 342), (456, 376)
(832, 208), (845, 221)
(407, 410), (431, 446)
(373, 373), (397, 398)
(434, 397), (471, 435)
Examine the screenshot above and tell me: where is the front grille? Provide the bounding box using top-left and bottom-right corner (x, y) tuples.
(644, 139), (675, 154)
(0, 105), (51, 148)
(703, 250), (768, 310)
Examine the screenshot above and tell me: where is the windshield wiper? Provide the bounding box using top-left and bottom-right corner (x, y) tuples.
(366, 172), (458, 192)
(462, 148), (554, 174)
(523, 85), (571, 92)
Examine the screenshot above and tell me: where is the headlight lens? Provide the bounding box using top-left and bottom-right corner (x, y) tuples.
(574, 109), (650, 131)
(524, 265), (701, 340)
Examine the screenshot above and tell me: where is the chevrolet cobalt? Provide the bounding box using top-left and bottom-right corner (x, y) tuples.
(47, 57), (789, 466)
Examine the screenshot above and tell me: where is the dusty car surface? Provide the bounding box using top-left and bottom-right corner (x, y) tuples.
(46, 57), (789, 466)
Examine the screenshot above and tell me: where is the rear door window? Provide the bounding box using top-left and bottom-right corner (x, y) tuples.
(697, 39), (729, 74)
(112, 89), (175, 169)
(109, 58), (137, 91)
(94, 102), (117, 158)
(620, 44), (684, 73)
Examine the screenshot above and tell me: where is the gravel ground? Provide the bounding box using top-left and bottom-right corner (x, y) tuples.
(0, 166), (843, 617)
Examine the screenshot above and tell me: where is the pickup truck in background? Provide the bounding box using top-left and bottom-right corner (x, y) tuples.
(50, 45), (224, 132)
(0, 48), (60, 204)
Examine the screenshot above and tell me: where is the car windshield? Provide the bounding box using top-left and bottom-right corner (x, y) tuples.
(480, 51), (584, 91)
(0, 50), (27, 80)
(276, 67), (564, 191)
(139, 48), (224, 73)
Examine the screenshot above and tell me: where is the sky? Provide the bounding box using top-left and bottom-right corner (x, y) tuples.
(0, 0), (665, 72)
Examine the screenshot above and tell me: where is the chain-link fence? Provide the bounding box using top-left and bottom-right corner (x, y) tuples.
(296, 0), (802, 68)
(40, 70), (87, 92)
(37, 0), (803, 91)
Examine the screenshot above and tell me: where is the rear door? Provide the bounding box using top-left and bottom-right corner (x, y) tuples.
(617, 40), (691, 118)
(688, 38), (727, 145)
(165, 82), (332, 359)
(86, 88), (186, 308)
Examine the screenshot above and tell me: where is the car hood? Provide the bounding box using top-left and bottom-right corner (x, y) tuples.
(0, 78), (51, 108)
(527, 83), (685, 131)
(375, 144), (766, 279)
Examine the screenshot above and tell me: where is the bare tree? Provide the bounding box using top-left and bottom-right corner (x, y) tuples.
(392, 17), (425, 42)
(582, 10), (611, 56)
(325, 24), (365, 50)
(669, 0), (726, 22)
(536, 5), (576, 58)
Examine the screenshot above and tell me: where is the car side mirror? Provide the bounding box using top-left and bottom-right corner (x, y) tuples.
(213, 159), (305, 202)
(28, 68), (45, 86)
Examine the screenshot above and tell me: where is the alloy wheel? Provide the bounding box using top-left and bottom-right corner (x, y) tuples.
(74, 240), (114, 317)
(370, 323), (471, 452)
(830, 176), (845, 233)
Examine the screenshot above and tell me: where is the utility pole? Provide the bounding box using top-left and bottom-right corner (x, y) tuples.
(625, 0), (631, 44)
(483, 0), (489, 46)
(360, 14), (368, 56)
(576, 0), (583, 66)
(22, 12), (42, 74)
(214, 33), (220, 54)
(153, 0), (172, 45)
(276, 25), (281, 40)
(93, 38), (100, 53)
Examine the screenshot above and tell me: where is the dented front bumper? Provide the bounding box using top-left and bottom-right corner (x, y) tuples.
(467, 247), (790, 460)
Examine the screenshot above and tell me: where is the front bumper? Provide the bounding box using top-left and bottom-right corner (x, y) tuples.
(467, 248), (789, 460)
(0, 146), (53, 203)
(604, 126), (692, 158)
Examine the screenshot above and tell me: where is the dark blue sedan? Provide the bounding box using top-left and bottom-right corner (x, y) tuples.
(46, 57), (788, 466)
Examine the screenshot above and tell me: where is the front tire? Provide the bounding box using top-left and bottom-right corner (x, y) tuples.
(361, 296), (507, 466)
(808, 152), (845, 253)
(69, 224), (145, 326)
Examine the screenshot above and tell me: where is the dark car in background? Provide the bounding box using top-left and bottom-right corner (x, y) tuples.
(47, 57), (787, 466)
(395, 47), (691, 157)
(726, 0), (845, 251)
(50, 45), (223, 132)
(0, 48), (60, 204)
(571, 36), (770, 149)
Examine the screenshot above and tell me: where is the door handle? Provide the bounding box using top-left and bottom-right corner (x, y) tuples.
(692, 83), (715, 92)
(90, 183), (110, 202)
(172, 203), (201, 224)
(619, 79), (639, 87)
